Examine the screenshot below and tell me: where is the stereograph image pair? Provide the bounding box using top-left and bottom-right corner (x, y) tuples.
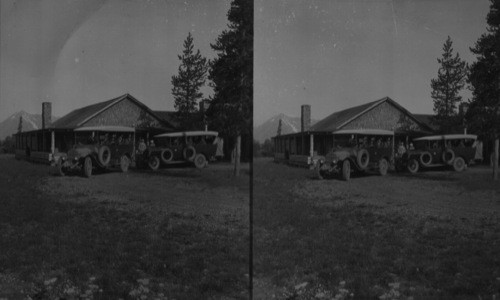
(1, 0), (500, 299)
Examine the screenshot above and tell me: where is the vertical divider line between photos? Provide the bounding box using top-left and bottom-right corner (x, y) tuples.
(249, 120), (254, 299)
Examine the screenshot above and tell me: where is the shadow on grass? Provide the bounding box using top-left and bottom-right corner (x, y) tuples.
(51, 167), (118, 178)
(131, 167), (201, 179)
(391, 167), (459, 182)
(314, 170), (385, 181)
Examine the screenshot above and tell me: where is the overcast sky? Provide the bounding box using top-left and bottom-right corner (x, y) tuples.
(254, 0), (491, 126)
(0, 0), (493, 128)
(0, 0), (230, 121)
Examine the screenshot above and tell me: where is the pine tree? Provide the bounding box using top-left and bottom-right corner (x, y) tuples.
(430, 36), (468, 133)
(206, 0), (253, 176)
(277, 119), (282, 136)
(18, 116), (23, 133)
(467, 0), (500, 179)
(171, 32), (208, 130)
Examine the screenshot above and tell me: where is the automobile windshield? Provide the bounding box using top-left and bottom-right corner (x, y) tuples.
(75, 132), (134, 146)
(333, 134), (354, 148)
(355, 135), (393, 148)
(464, 138), (475, 147)
(154, 135), (215, 147)
(413, 140), (427, 150)
(372, 136), (392, 148)
(75, 132), (96, 145)
(99, 132), (134, 145)
(446, 138), (475, 148)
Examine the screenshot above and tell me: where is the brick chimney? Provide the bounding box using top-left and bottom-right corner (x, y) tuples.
(42, 102), (52, 129)
(301, 105), (311, 132)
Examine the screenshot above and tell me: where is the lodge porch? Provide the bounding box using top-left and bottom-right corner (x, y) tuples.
(273, 130), (429, 168)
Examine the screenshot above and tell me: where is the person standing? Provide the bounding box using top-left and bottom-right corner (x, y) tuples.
(473, 139), (483, 163)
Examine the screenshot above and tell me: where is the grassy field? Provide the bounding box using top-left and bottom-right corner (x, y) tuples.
(0, 155), (249, 299)
(254, 158), (500, 299)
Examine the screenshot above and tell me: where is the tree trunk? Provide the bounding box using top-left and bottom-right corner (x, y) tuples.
(493, 136), (499, 180)
(233, 135), (241, 177)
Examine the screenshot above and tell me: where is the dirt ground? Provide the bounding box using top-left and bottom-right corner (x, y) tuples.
(0, 154), (249, 299)
(41, 160), (249, 218)
(256, 157), (500, 220)
(253, 157), (500, 299)
(1, 154), (249, 228)
(3, 154), (500, 298)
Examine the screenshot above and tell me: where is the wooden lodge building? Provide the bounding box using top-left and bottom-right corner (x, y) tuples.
(14, 94), (176, 163)
(273, 97), (436, 166)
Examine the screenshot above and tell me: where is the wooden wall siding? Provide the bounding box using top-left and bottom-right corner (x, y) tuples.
(342, 101), (423, 132)
(14, 131), (53, 152)
(84, 98), (162, 128)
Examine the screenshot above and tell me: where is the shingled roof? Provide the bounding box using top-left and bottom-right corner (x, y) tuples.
(51, 93), (174, 130)
(51, 96), (122, 129)
(153, 111), (180, 129)
(311, 98), (385, 132)
(310, 96), (433, 133)
(413, 114), (439, 132)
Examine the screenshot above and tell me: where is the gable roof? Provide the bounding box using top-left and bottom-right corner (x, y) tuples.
(153, 111), (180, 129)
(310, 96), (434, 133)
(413, 114), (439, 132)
(311, 98), (385, 132)
(51, 93), (174, 130)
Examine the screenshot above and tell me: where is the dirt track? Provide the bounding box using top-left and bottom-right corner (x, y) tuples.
(256, 157), (500, 220)
(253, 157), (500, 299)
(0, 154), (250, 298)
(8, 155), (251, 219)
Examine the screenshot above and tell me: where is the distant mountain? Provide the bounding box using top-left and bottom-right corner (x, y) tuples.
(254, 114), (318, 143)
(0, 111), (58, 140)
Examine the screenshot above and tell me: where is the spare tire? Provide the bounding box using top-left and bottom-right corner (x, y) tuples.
(183, 146), (196, 161)
(419, 151), (432, 167)
(98, 146), (111, 166)
(356, 149), (370, 169)
(160, 148), (174, 164)
(138, 142), (147, 153)
(120, 155), (130, 173)
(442, 148), (455, 165)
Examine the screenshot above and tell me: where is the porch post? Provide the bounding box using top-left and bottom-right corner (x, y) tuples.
(301, 134), (305, 155)
(310, 134), (314, 157)
(392, 130), (395, 162)
(51, 130), (55, 154)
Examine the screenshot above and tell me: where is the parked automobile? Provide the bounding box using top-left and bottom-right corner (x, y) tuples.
(56, 126), (135, 177)
(142, 131), (218, 170)
(316, 129), (394, 181)
(401, 134), (477, 173)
